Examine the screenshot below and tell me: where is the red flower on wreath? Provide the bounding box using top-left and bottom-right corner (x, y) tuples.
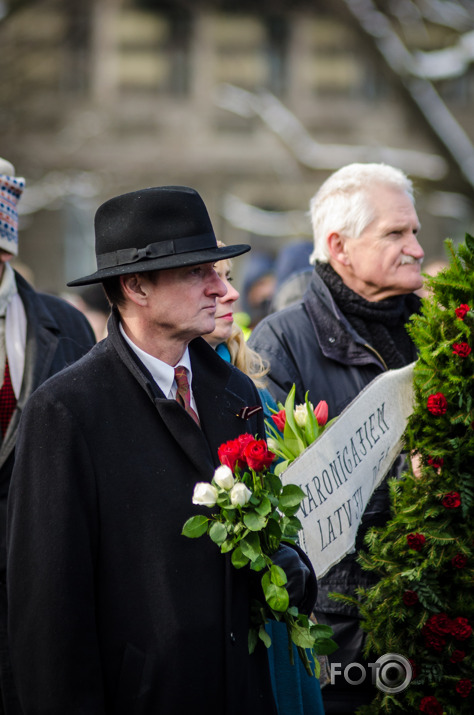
(450, 649), (466, 663)
(455, 304), (470, 320)
(426, 613), (453, 636)
(453, 342), (471, 357)
(452, 553), (468, 569)
(427, 456), (444, 469)
(407, 533), (426, 551)
(403, 590), (419, 606)
(427, 392), (448, 415)
(420, 695), (443, 714)
(451, 617), (472, 641)
(442, 491), (461, 509)
(271, 408), (286, 432)
(455, 679), (472, 698)
(409, 658), (418, 679)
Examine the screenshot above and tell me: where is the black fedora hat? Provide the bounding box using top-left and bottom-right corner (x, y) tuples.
(67, 186), (250, 287)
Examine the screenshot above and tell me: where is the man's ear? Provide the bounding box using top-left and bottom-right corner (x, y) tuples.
(327, 232), (350, 267)
(120, 273), (148, 306)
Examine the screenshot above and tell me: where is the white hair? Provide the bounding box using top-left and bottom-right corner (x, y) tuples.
(308, 163), (415, 264)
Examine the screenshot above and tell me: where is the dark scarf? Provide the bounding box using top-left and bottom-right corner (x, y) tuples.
(316, 262), (421, 369)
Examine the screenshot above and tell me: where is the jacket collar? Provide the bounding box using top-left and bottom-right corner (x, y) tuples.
(303, 270), (385, 369)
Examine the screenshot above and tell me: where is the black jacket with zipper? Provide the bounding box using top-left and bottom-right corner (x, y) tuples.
(249, 270), (419, 710)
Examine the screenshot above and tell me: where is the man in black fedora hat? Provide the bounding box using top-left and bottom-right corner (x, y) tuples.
(6, 186), (315, 715)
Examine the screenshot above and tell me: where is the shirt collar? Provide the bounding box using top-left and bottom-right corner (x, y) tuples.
(119, 322), (193, 399)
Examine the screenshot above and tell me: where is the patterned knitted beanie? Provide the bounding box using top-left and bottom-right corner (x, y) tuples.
(0, 158), (25, 256)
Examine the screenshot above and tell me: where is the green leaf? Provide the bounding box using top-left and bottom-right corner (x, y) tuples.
(304, 392), (317, 444)
(240, 532), (262, 561)
(248, 628), (258, 654)
(181, 515), (209, 538)
(243, 511), (267, 532)
(270, 564), (287, 587)
(261, 571), (289, 612)
(265, 472), (283, 496)
(283, 385), (306, 452)
(289, 621), (316, 649)
(274, 460), (289, 477)
(209, 521), (228, 545)
(220, 540), (234, 554)
(231, 545), (249, 569)
(255, 495), (272, 516)
(281, 515), (302, 538)
(265, 517), (282, 553)
(249, 555), (267, 571)
(258, 625), (272, 648)
(279, 484), (305, 514)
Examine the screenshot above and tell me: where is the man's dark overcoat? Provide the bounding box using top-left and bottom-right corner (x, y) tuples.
(0, 271), (95, 714)
(7, 312), (277, 715)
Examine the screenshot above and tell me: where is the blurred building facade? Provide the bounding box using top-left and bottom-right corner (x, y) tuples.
(0, 0), (473, 292)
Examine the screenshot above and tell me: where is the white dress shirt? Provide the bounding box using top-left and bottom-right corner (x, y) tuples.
(119, 323), (199, 415)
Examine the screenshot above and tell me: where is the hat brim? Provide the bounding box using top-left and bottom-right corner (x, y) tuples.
(67, 243), (251, 287)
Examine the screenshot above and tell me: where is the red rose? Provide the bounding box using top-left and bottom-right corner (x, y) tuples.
(453, 342), (472, 357)
(423, 632), (446, 651)
(450, 649), (466, 663)
(409, 658), (418, 679)
(237, 432), (256, 451)
(451, 617), (472, 641)
(407, 533), (426, 551)
(420, 695), (443, 714)
(314, 400), (329, 426)
(427, 456), (444, 469)
(456, 679), (472, 698)
(428, 613), (453, 636)
(455, 304), (470, 320)
(218, 438), (242, 471)
(442, 491), (461, 509)
(427, 392), (448, 415)
(271, 409), (286, 432)
(403, 590), (419, 606)
(452, 553), (467, 569)
(243, 439), (275, 472)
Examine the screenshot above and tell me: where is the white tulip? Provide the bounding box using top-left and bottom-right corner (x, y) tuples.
(294, 404), (307, 428)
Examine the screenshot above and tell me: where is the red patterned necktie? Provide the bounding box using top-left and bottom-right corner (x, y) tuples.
(0, 359), (16, 438)
(174, 366), (200, 426)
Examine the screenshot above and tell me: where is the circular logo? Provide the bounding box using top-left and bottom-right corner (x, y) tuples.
(374, 653), (412, 694)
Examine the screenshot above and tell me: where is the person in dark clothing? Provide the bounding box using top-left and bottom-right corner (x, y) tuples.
(7, 185), (315, 715)
(249, 162), (425, 714)
(0, 157), (96, 715)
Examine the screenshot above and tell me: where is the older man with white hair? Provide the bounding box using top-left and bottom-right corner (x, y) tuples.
(249, 163), (424, 714)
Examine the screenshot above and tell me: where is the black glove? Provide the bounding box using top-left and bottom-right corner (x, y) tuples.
(272, 542), (318, 615)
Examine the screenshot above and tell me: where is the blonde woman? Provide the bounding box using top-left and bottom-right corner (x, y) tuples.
(203, 246), (324, 715)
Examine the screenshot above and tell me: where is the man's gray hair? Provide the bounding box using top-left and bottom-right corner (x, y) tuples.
(309, 163), (415, 264)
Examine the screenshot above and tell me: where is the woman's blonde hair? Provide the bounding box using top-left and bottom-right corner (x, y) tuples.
(227, 321), (269, 389)
(216, 242), (269, 389)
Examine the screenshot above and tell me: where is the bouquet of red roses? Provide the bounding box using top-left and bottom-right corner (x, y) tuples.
(182, 432), (336, 676)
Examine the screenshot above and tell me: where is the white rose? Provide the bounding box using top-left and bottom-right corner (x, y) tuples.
(213, 465), (235, 491)
(192, 482), (218, 507)
(230, 482), (252, 507)
(294, 404), (307, 428)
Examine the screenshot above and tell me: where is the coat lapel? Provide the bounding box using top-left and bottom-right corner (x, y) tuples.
(0, 276), (60, 465)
